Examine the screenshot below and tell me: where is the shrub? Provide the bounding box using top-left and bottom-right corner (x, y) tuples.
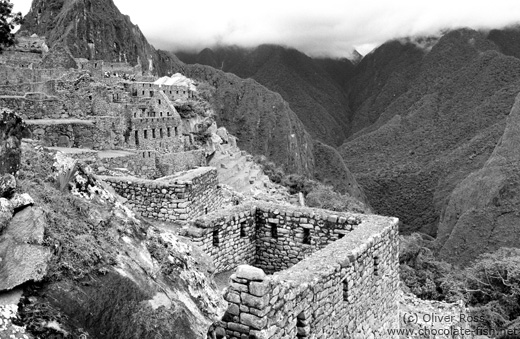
(306, 184), (369, 213)
(464, 248), (520, 324)
(57, 161), (78, 192)
(399, 233), (463, 302)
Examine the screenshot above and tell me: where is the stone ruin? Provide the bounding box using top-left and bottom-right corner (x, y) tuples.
(183, 202), (400, 338)
(0, 36), (401, 338)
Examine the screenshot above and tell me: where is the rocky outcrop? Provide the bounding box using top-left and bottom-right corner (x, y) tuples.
(437, 93), (520, 265)
(0, 110), (26, 175)
(0, 206), (51, 291)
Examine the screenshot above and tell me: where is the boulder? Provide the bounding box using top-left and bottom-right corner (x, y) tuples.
(0, 237), (52, 291)
(3, 206), (46, 244)
(9, 193), (34, 211)
(0, 206), (50, 291)
(0, 111), (26, 175)
(0, 174), (16, 198)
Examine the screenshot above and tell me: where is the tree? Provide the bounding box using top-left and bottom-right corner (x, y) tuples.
(0, 0), (22, 53)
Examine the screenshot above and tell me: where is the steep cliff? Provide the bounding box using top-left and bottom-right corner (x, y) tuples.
(436, 93), (520, 265)
(340, 29), (520, 236)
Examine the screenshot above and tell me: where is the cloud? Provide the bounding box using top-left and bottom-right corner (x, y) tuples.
(12, 0), (520, 57)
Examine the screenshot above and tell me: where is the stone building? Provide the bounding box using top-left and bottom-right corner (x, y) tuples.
(183, 202), (400, 338)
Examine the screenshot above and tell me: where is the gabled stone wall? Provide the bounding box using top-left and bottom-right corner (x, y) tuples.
(102, 167), (223, 222)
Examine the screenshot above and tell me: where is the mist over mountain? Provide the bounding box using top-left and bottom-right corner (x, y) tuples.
(179, 26), (520, 263)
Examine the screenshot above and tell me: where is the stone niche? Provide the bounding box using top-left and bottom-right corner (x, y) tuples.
(184, 202), (400, 339)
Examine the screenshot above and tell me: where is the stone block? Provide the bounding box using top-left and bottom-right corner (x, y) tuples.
(227, 322), (249, 333)
(249, 281), (269, 297)
(230, 282), (248, 293)
(235, 265), (266, 281)
(227, 303), (240, 316)
(241, 292), (269, 309)
(224, 290), (241, 304)
(240, 313), (267, 330)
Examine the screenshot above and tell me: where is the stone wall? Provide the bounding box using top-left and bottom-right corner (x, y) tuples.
(102, 62), (141, 76)
(0, 94), (66, 119)
(0, 51), (42, 68)
(254, 206), (362, 274)
(98, 150), (160, 179)
(185, 202), (362, 274)
(0, 65), (69, 84)
(102, 167), (223, 222)
(76, 59), (104, 78)
(26, 117), (125, 150)
(220, 214), (399, 339)
(186, 204), (258, 272)
(0, 81), (57, 96)
(158, 150), (206, 174)
(129, 115), (184, 152)
(128, 82), (194, 101)
(96, 149), (206, 179)
(184, 203), (399, 338)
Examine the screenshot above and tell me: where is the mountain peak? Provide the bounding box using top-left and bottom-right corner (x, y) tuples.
(19, 0), (164, 73)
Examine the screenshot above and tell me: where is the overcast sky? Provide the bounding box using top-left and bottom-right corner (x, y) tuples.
(11, 0), (520, 57)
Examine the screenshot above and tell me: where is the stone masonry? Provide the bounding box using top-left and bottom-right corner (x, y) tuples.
(101, 167), (223, 221)
(184, 203), (399, 339)
(185, 202), (362, 274)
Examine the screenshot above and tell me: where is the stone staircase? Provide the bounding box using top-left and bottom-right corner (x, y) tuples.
(209, 143), (270, 194)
